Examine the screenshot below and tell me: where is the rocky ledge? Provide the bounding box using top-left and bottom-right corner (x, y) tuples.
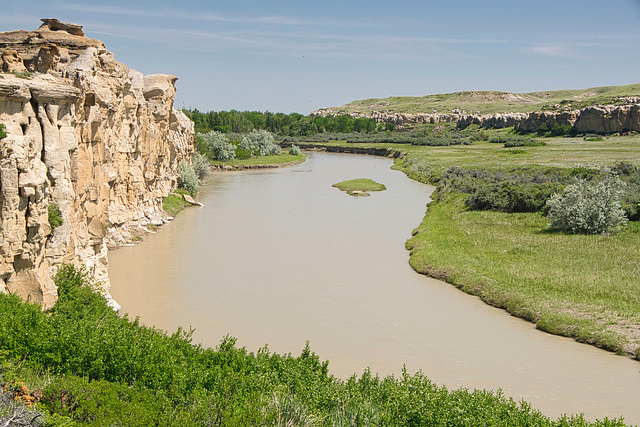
(0, 19), (194, 308)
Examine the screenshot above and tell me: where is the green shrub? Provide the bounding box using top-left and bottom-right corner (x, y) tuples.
(537, 123), (549, 136)
(504, 139), (547, 148)
(550, 124), (575, 137)
(0, 123), (6, 139)
(289, 144), (301, 155)
(177, 161), (200, 195)
(489, 134), (545, 147)
(546, 176), (628, 234)
(51, 264), (110, 320)
(48, 203), (63, 231)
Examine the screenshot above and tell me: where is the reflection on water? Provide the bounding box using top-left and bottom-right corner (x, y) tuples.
(109, 152), (640, 424)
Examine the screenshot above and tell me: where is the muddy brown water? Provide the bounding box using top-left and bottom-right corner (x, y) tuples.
(109, 152), (640, 424)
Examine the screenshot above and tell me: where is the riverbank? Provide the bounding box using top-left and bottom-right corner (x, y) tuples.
(3, 266), (629, 425)
(210, 152), (306, 170)
(298, 134), (640, 359)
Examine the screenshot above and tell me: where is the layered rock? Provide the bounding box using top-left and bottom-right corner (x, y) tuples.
(314, 102), (640, 135)
(458, 104), (640, 134)
(0, 20), (194, 307)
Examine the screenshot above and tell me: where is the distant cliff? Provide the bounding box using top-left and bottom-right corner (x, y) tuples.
(0, 19), (194, 308)
(312, 94), (640, 134)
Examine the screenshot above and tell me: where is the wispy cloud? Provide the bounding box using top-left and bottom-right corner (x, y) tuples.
(85, 20), (501, 64)
(55, 1), (369, 28)
(529, 38), (627, 59)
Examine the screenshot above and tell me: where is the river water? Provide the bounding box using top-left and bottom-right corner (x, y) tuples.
(109, 152), (640, 424)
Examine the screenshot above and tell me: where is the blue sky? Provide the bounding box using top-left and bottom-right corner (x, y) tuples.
(2, 1), (640, 114)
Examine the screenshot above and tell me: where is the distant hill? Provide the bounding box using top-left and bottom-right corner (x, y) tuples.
(317, 83), (640, 116)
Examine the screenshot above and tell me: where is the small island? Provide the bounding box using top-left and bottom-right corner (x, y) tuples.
(332, 178), (386, 196)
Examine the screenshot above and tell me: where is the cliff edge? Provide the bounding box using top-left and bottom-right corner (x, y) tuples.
(0, 19), (194, 308)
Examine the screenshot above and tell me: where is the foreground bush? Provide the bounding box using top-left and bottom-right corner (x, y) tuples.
(0, 266), (628, 425)
(547, 176), (628, 234)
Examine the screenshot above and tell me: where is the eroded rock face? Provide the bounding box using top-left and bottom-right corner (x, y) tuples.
(0, 20), (194, 307)
(314, 103), (640, 134)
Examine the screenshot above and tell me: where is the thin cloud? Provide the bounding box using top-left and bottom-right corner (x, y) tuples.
(85, 21), (490, 65)
(55, 1), (371, 28)
(530, 40), (626, 59)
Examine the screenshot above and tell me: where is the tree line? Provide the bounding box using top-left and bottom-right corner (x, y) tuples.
(182, 109), (391, 136)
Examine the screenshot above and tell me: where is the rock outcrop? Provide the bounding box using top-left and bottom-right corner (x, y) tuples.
(457, 104), (640, 134)
(313, 103), (640, 135)
(0, 19), (194, 308)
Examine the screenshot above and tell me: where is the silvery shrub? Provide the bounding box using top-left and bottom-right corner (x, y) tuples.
(201, 131), (236, 161)
(243, 129), (280, 156)
(546, 175), (628, 234)
(177, 160), (200, 195)
(289, 144), (301, 156)
(191, 151), (210, 180)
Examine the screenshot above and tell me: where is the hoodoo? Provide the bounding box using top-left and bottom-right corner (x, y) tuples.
(0, 19), (194, 308)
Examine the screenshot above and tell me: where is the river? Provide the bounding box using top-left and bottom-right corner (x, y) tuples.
(109, 152), (640, 424)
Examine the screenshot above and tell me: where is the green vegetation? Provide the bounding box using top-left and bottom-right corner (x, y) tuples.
(184, 109), (378, 135)
(405, 193), (640, 354)
(289, 144), (301, 155)
(162, 192), (190, 217)
(0, 266), (628, 425)
(8, 70), (32, 79)
(176, 160), (200, 195)
(333, 178), (386, 196)
(331, 83), (640, 115)
(547, 176), (628, 234)
(47, 203), (63, 232)
(211, 152), (306, 167)
(0, 123), (6, 139)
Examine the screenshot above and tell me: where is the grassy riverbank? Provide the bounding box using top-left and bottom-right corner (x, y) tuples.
(0, 267), (628, 426)
(407, 193), (640, 355)
(211, 152), (306, 168)
(303, 131), (640, 358)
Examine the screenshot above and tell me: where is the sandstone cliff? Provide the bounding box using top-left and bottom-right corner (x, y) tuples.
(0, 19), (194, 308)
(313, 100), (640, 134)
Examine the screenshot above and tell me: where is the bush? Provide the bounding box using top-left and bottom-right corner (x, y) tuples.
(241, 129), (280, 156)
(191, 151), (210, 180)
(200, 131), (236, 161)
(504, 139), (547, 148)
(489, 134), (545, 147)
(48, 203), (63, 232)
(289, 144), (301, 156)
(177, 161), (200, 195)
(546, 176), (628, 234)
(0, 123), (6, 139)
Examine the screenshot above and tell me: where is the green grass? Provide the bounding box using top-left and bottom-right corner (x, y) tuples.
(406, 193), (640, 355)
(211, 152), (306, 167)
(326, 83), (640, 115)
(332, 178), (386, 195)
(162, 193), (190, 217)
